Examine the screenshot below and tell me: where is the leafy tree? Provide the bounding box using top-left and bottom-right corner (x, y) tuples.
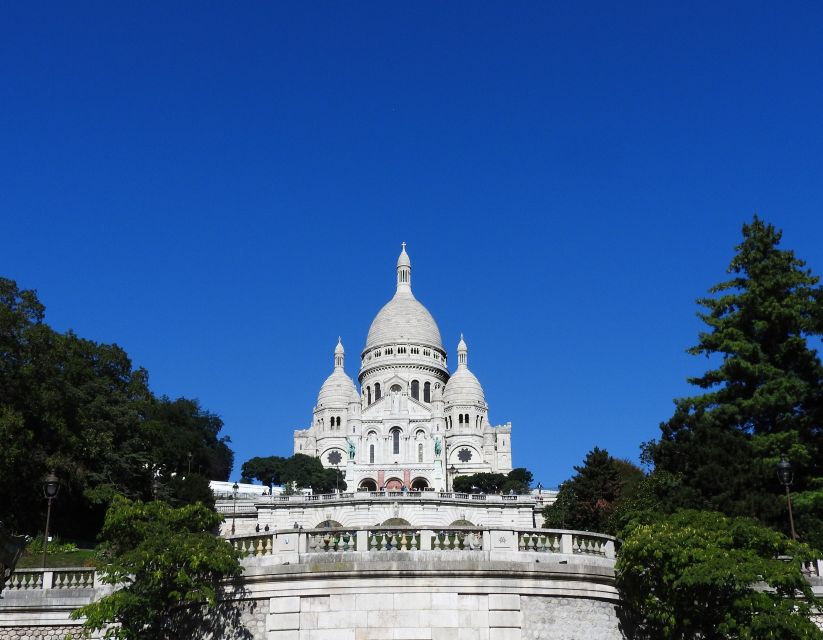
(240, 454), (344, 494)
(645, 217), (823, 545)
(71, 496), (243, 640)
(452, 469), (534, 494)
(0, 278), (234, 540)
(543, 447), (642, 534)
(617, 509), (823, 640)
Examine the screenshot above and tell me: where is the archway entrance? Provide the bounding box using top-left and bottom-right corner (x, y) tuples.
(385, 477), (403, 491)
(358, 479), (377, 491)
(411, 477), (429, 491)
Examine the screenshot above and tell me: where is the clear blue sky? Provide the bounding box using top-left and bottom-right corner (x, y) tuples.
(3, 2), (823, 488)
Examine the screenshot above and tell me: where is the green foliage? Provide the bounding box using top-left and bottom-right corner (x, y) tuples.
(451, 468), (534, 495)
(542, 447), (643, 534)
(617, 509), (823, 639)
(0, 277), (234, 540)
(240, 454), (344, 494)
(645, 217), (823, 546)
(25, 535), (79, 556)
(71, 496), (243, 640)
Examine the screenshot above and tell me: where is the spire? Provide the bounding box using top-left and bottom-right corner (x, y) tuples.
(334, 337), (344, 369)
(396, 242), (411, 293)
(457, 333), (467, 368)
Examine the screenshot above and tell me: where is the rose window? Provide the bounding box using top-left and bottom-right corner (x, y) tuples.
(457, 448), (473, 463)
(327, 450), (342, 465)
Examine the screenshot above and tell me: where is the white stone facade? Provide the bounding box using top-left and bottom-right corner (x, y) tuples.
(294, 245), (513, 493)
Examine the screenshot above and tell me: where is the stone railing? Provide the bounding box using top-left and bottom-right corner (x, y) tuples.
(4, 567), (97, 592)
(229, 526), (615, 560)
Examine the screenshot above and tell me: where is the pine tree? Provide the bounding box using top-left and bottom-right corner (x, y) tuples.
(648, 217), (823, 545)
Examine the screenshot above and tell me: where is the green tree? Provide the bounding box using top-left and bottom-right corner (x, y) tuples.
(645, 217), (823, 545)
(71, 496), (243, 640)
(617, 509), (823, 640)
(543, 447), (642, 534)
(452, 468), (534, 494)
(0, 277), (234, 540)
(240, 454), (344, 494)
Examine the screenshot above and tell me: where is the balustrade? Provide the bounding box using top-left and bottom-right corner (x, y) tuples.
(572, 534), (607, 557)
(232, 534), (274, 557)
(518, 531), (561, 553)
(308, 529), (358, 552)
(51, 569), (95, 589)
(431, 529), (483, 551)
(367, 529), (420, 551)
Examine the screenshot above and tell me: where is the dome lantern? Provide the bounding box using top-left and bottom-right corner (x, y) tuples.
(334, 336), (344, 369)
(396, 242), (411, 292)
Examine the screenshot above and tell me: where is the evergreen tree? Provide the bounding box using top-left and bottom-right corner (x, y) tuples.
(543, 447), (640, 534)
(646, 217), (823, 545)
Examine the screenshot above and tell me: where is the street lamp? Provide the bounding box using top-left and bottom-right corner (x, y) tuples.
(777, 455), (798, 540)
(448, 465), (457, 492)
(335, 464), (340, 494)
(231, 481), (239, 535)
(41, 471), (60, 569)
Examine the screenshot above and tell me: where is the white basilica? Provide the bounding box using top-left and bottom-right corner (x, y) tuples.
(294, 245), (513, 492)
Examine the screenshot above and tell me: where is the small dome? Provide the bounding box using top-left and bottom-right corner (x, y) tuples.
(443, 367), (485, 406)
(317, 369), (357, 408)
(317, 338), (357, 408)
(443, 335), (485, 406)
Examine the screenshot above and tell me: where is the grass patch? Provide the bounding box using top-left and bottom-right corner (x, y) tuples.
(17, 549), (97, 568)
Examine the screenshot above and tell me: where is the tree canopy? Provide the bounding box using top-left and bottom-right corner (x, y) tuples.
(71, 496), (243, 640)
(617, 509), (823, 640)
(451, 468), (533, 494)
(240, 454), (344, 494)
(644, 217), (823, 546)
(0, 278), (234, 540)
(542, 447), (643, 535)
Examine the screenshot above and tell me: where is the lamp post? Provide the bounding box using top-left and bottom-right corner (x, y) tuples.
(231, 481), (239, 535)
(777, 455), (798, 540)
(448, 465), (457, 493)
(335, 464), (340, 494)
(41, 471), (60, 569)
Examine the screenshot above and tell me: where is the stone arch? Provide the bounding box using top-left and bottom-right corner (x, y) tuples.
(384, 477), (404, 491)
(381, 517), (411, 526)
(411, 477), (429, 491)
(314, 519), (344, 529)
(358, 478), (377, 491)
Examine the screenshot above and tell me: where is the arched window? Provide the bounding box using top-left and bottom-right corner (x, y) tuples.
(337, 417), (341, 427)
(411, 380), (419, 400)
(369, 444), (375, 464)
(418, 443), (423, 462)
(392, 428), (400, 455)
(458, 414), (464, 424)
(375, 383), (381, 401)
(423, 381), (431, 403)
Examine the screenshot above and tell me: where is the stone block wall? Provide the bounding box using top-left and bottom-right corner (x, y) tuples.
(0, 626), (83, 640)
(521, 596), (622, 640)
(263, 591), (622, 640)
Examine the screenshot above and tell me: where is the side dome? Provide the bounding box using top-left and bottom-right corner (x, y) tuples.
(443, 368), (485, 406)
(443, 334), (485, 406)
(317, 369), (357, 408)
(316, 338), (357, 408)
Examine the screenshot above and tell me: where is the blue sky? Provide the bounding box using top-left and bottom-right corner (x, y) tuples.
(3, 2), (823, 488)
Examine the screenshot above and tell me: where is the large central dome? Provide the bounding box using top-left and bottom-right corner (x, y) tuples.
(365, 290), (443, 350)
(363, 244), (443, 351)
